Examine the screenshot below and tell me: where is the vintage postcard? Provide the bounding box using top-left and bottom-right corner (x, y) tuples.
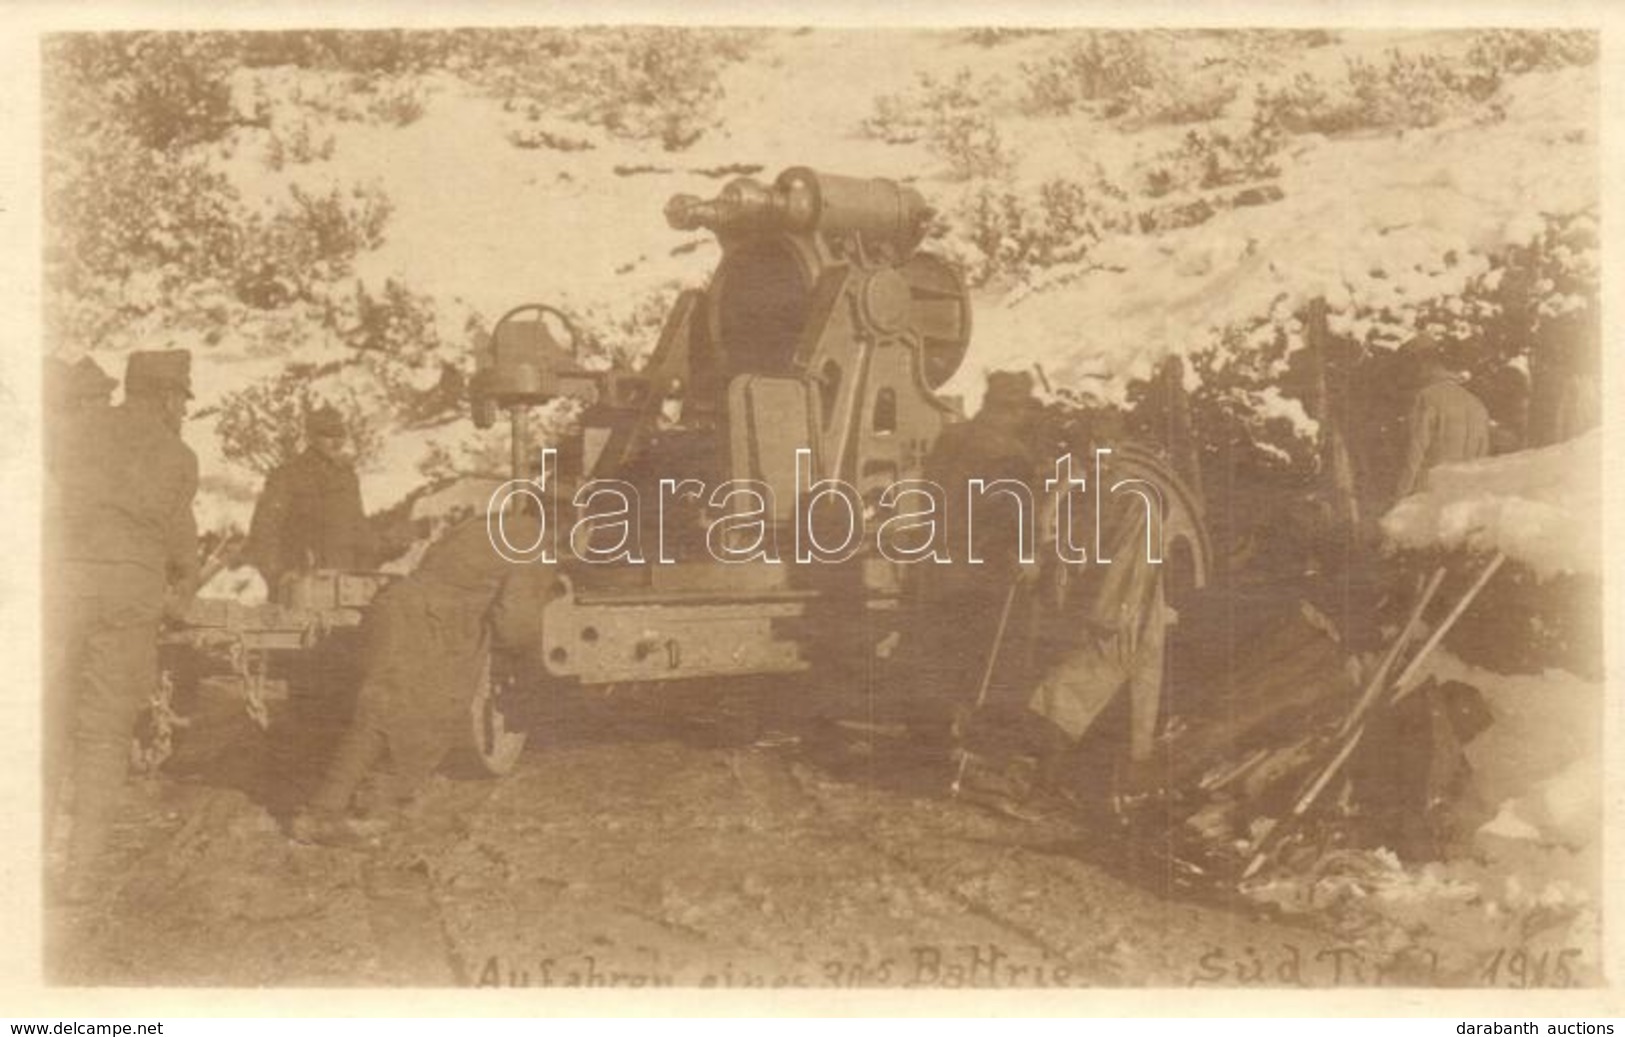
(1, 0), (1621, 1017)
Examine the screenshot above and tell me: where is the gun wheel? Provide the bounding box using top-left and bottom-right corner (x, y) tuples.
(470, 653), (528, 777)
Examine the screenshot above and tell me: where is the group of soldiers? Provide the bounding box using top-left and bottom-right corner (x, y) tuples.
(45, 351), (198, 902)
(43, 349), (540, 898)
(901, 329), (1497, 813)
(41, 327), (1498, 895)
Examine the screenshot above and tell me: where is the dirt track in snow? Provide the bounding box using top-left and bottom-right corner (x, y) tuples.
(46, 683), (1380, 991)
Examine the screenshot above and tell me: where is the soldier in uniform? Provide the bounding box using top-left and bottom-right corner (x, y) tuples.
(45, 355), (117, 411)
(45, 350), (198, 900)
(243, 405), (379, 599)
(289, 510), (548, 846)
(922, 377), (1176, 811)
(902, 370), (1044, 752)
(1025, 461), (1174, 790)
(44, 356), (117, 477)
(1394, 332), (1491, 498)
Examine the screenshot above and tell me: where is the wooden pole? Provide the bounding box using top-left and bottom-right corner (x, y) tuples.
(1241, 551), (1507, 880)
(1306, 297), (1360, 529)
(1161, 356), (1205, 507)
(1336, 566), (1446, 738)
(950, 577), (1024, 797)
(1301, 557), (1503, 812)
(509, 404), (530, 482)
(1388, 552), (1507, 705)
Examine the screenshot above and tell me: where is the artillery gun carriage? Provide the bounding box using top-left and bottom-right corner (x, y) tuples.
(465, 167), (1212, 776)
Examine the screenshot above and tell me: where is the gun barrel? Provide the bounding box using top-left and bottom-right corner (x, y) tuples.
(665, 178), (785, 233)
(665, 167), (931, 254)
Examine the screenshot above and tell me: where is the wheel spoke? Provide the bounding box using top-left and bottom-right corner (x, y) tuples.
(470, 653), (528, 776)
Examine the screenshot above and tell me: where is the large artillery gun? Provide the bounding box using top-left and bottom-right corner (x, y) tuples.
(463, 166), (1213, 778)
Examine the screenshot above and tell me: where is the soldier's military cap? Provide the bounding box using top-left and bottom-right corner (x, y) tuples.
(124, 350), (194, 399)
(983, 369), (1038, 411)
(46, 356), (116, 406)
(68, 356), (118, 401)
(306, 405), (346, 437)
(1402, 329), (1443, 363)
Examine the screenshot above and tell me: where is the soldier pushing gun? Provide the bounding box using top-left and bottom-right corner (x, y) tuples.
(289, 509), (551, 847)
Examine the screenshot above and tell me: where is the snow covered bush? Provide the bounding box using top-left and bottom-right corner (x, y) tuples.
(46, 139), (239, 299)
(1132, 75), (1240, 125)
(861, 69), (1013, 179)
(43, 127), (249, 349)
(237, 35), (444, 129)
(340, 278), (439, 360)
(1466, 29), (1598, 75)
(857, 68), (1009, 180)
(282, 183), (392, 268)
(571, 285), (685, 370)
(273, 71), (427, 129)
(505, 125), (595, 152)
(322, 281), (478, 431)
(1019, 31), (1237, 125)
(43, 34), (402, 353)
(1409, 209), (1600, 448)
(863, 68), (987, 144)
(1019, 31), (1162, 117)
(233, 183), (394, 310)
(1348, 49), (1500, 126)
(329, 279), (470, 427)
(1164, 202), (1600, 539)
(934, 112), (1012, 180)
(47, 33), (240, 151)
(234, 28), (485, 77)
(1143, 124), (1284, 197)
(1183, 315), (1321, 478)
(959, 28), (1049, 48)
(862, 90), (926, 145)
(235, 29), (343, 70)
(1254, 48), (1500, 135)
(938, 177), (1129, 288)
(213, 276), (464, 478)
(44, 36), (241, 326)
(465, 28), (764, 151)
(262, 119), (337, 170)
(359, 77), (427, 127)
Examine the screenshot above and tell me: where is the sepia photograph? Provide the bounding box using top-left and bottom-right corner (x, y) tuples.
(11, 12), (1615, 1003)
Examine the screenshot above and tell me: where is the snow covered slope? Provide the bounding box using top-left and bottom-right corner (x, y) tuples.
(55, 29), (1598, 531)
(1381, 429), (1601, 578)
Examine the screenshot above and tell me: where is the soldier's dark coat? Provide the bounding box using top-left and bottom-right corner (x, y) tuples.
(44, 400), (199, 873)
(245, 448), (378, 587)
(309, 513), (547, 814)
(924, 416), (1040, 584)
(903, 407), (1041, 721)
